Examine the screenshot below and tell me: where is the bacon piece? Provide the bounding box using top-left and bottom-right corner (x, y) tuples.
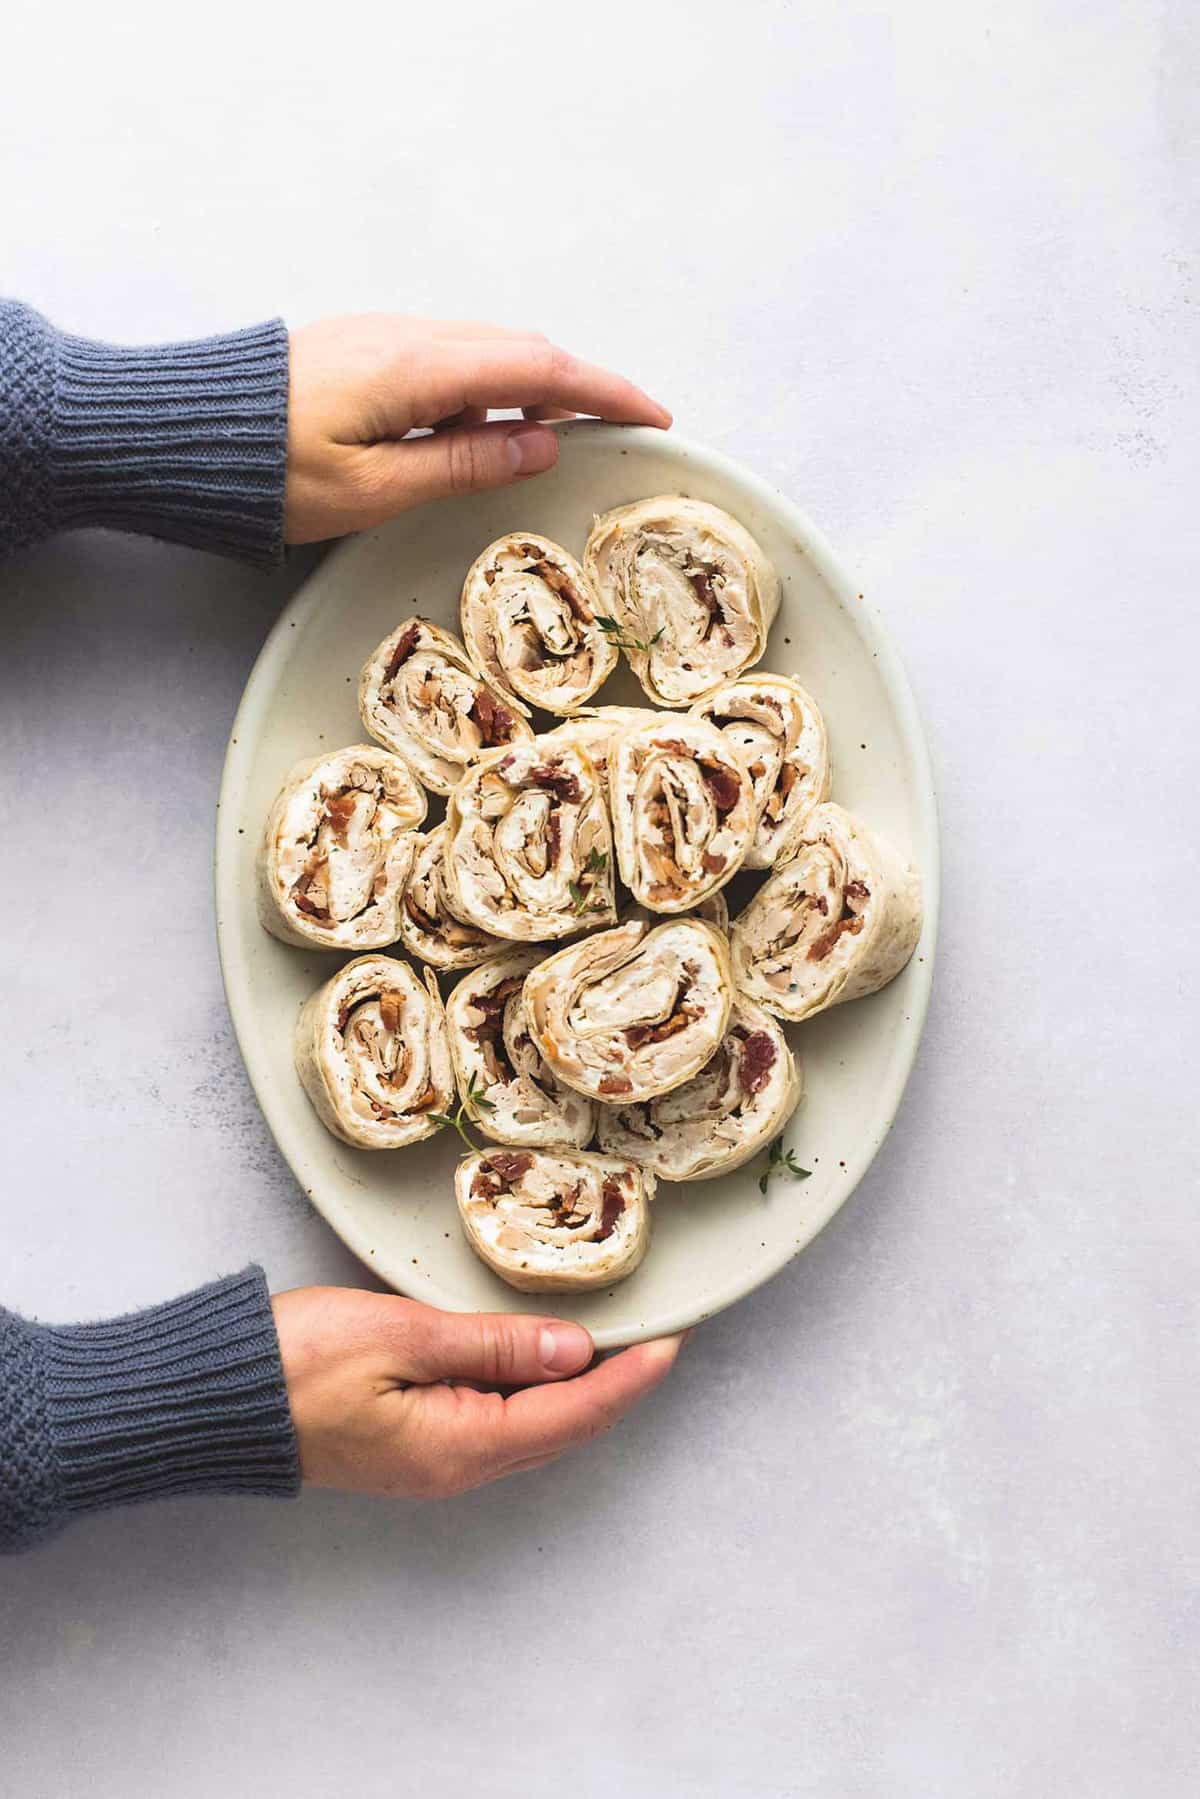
(546, 810), (562, 866)
(471, 976), (524, 1021)
(487, 1151), (533, 1185)
(624, 1002), (696, 1049)
(520, 551), (595, 624)
(690, 567), (721, 620)
(739, 1031), (778, 1095)
(384, 620), (422, 681)
(699, 760), (741, 814)
(844, 880), (871, 905)
(808, 914), (865, 962)
(650, 1010), (693, 1044)
(404, 889), (438, 930)
(529, 763), (583, 805)
(701, 851), (726, 876)
(324, 789), (360, 842)
(597, 1176), (625, 1240)
(379, 991), (403, 1033)
(472, 688), (518, 745)
(599, 1074), (633, 1097)
(293, 892), (331, 921)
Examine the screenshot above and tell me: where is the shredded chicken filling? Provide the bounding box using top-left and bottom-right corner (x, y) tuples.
(336, 988), (439, 1121)
(628, 739), (744, 902)
(747, 849), (873, 994)
(292, 767), (412, 923)
(468, 1155), (627, 1247)
(456, 750), (607, 925)
(481, 545), (598, 695)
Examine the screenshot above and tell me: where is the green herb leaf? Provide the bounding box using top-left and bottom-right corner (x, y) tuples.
(758, 1135), (812, 1192)
(594, 614), (663, 656)
(570, 849), (609, 916)
(430, 1075), (501, 1149)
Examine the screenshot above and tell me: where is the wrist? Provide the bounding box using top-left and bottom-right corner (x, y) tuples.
(41, 1267), (299, 1522)
(50, 314), (290, 565)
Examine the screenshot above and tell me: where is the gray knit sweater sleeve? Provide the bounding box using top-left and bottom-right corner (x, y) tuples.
(0, 1268), (300, 1553)
(0, 300), (289, 565)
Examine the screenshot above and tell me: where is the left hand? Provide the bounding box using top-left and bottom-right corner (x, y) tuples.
(284, 314), (672, 543)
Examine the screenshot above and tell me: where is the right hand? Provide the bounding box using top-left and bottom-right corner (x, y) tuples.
(272, 1285), (685, 1497)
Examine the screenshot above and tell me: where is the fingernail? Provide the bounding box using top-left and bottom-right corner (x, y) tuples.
(643, 1331), (688, 1366)
(506, 423), (558, 477)
(539, 1322), (592, 1373)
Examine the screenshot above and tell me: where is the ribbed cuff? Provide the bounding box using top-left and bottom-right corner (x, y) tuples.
(41, 1267), (299, 1521)
(51, 319), (290, 566)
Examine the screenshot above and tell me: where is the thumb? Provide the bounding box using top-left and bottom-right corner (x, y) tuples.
(397, 1303), (594, 1387)
(375, 419), (559, 508)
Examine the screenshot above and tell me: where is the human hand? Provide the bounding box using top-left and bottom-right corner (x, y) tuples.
(272, 1285), (684, 1497)
(283, 315), (672, 543)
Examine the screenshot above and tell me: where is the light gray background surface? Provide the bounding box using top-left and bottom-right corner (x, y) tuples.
(2, 1), (1197, 1793)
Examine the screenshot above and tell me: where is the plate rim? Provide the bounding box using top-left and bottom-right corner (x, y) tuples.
(214, 421), (940, 1346)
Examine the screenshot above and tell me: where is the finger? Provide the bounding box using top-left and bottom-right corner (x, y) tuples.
(366, 419), (559, 510)
(390, 340), (672, 433)
(436, 321), (548, 345)
(434, 404), (488, 431)
(360, 316), (546, 345)
(395, 1302), (595, 1386)
(522, 404), (576, 422)
(475, 1336), (686, 1480)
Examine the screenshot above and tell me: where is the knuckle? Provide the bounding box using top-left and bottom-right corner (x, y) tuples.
(536, 341), (573, 387)
(579, 1402), (620, 1449)
(474, 1316), (521, 1381)
(346, 447), (392, 508)
(445, 429), (490, 496)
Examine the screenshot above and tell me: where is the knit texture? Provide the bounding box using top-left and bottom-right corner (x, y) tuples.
(0, 1267), (300, 1554)
(0, 301), (289, 566)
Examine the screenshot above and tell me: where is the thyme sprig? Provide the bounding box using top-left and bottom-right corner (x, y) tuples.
(595, 615), (665, 656)
(429, 1074), (496, 1149)
(757, 1135), (813, 1196)
(569, 848), (609, 915)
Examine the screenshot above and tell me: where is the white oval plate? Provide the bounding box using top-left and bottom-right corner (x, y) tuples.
(216, 423), (938, 1348)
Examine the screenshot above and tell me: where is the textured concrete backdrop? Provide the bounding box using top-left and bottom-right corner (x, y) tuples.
(1, 1), (1197, 1793)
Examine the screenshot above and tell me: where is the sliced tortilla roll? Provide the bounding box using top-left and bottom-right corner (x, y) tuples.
(460, 532), (617, 717)
(443, 738), (616, 941)
(446, 950), (596, 1149)
(690, 672), (831, 869)
(541, 704), (658, 802)
(610, 715), (757, 913)
(358, 615), (532, 795)
(258, 745), (425, 950)
(397, 824), (505, 971)
(295, 954), (454, 1149)
(456, 1148), (654, 1292)
(584, 495), (780, 706)
(523, 917), (733, 1103)
(597, 995), (801, 1181)
(731, 802), (922, 1022)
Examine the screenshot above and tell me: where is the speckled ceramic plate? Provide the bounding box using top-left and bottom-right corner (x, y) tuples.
(215, 422), (938, 1348)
